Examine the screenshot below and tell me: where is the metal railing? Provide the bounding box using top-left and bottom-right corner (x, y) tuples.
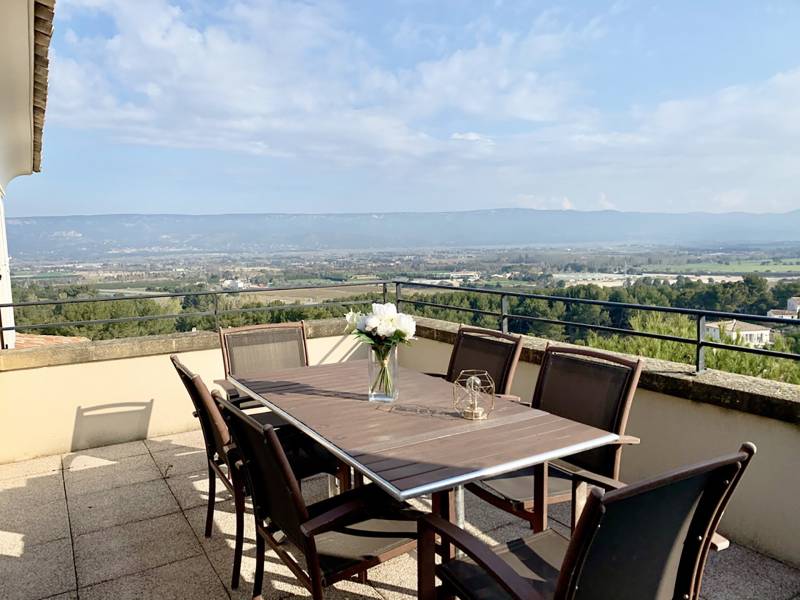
(1, 279), (798, 373)
(393, 281), (800, 373)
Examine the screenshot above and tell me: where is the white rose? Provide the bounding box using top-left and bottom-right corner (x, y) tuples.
(372, 302), (397, 318)
(364, 315), (380, 332)
(376, 316), (397, 338)
(395, 313), (416, 339)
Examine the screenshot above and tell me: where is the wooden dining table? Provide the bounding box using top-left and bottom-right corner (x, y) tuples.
(227, 359), (618, 555)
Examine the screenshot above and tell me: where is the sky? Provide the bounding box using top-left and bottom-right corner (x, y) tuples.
(6, 0), (800, 216)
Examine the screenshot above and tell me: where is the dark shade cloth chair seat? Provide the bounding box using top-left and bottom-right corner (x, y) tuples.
(430, 326), (523, 395)
(217, 395), (422, 599)
(439, 529), (567, 600)
(305, 484), (422, 582)
(467, 344), (643, 529)
(478, 465), (574, 510)
(420, 443), (756, 600)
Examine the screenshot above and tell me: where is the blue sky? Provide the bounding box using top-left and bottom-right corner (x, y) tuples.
(7, 0), (800, 216)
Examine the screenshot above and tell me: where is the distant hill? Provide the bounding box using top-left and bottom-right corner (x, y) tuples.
(7, 209), (800, 260)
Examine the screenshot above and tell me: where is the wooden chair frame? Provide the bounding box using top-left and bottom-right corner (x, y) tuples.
(420, 443), (756, 600)
(467, 344), (643, 530)
(170, 355), (247, 590)
(217, 394), (419, 600)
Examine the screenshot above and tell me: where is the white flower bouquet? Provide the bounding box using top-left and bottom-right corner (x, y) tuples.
(345, 303), (416, 401)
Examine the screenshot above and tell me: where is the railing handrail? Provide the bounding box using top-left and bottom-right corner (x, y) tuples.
(397, 280), (800, 325)
(1, 278), (798, 372)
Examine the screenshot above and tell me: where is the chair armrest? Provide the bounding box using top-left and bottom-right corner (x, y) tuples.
(300, 497), (369, 537)
(214, 379), (240, 399)
(496, 393), (526, 405)
(615, 434), (640, 445)
(711, 532), (730, 552)
(572, 469), (626, 491)
(419, 515), (546, 600)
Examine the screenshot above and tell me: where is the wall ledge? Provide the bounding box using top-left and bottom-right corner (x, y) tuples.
(414, 317), (800, 425)
(0, 318), (347, 372)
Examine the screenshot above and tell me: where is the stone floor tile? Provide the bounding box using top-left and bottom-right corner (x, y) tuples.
(0, 495), (69, 552)
(0, 537), (76, 600)
(0, 455), (62, 482)
(151, 446), (208, 478)
(0, 471), (65, 513)
(215, 546), (383, 600)
(62, 441), (148, 469)
(79, 555), (229, 600)
(165, 469), (232, 510)
(184, 499), (257, 556)
(63, 453), (161, 497)
(69, 478), (180, 536)
(73, 512), (201, 587)
(144, 429), (205, 454)
(700, 544), (800, 600)
(367, 553), (418, 600)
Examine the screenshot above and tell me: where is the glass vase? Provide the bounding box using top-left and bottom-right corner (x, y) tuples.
(368, 345), (399, 402)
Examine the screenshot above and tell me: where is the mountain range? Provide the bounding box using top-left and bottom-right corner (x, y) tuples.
(7, 208), (800, 260)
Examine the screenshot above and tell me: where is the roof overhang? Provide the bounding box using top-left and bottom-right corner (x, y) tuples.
(0, 0), (54, 193)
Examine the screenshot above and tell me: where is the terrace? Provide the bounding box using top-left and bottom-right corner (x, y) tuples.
(1, 2), (799, 598)
(0, 282), (799, 599)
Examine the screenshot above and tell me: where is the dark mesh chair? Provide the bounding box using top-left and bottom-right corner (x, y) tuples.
(431, 326), (523, 395)
(217, 394), (423, 600)
(420, 443), (756, 600)
(217, 322), (309, 420)
(467, 345), (642, 530)
(170, 355), (344, 589)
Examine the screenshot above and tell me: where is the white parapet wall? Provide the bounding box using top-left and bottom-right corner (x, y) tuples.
(0, 326), (365, 462)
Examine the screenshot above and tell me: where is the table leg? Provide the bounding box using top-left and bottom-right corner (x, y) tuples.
(532, 462), (548, 532)
(431, 489), (456, 561)
(454, 485), (465, 558)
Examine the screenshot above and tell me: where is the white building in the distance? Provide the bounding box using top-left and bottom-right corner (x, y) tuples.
(767, 309), (799, 320)
(787, 297), (800, 314)
(706, 320), (772, 348)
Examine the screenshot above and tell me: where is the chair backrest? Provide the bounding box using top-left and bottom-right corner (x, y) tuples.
(532, 345), (642, 477)
(216, 393), (310, 551)
(446, 327), (523, 395)
(220, 322), (308, 380)
(556, 443), (756, 600)
(170, 355), (230, 463)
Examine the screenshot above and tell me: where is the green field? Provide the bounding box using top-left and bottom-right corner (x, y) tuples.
(657, 259), (800, 274)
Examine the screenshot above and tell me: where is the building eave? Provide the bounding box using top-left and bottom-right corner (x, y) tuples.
(32, 0), (55, 173)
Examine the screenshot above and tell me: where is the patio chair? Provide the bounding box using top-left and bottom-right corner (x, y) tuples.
(466, 345), (642, 530)
(429, 326), (524, 395)
(217, 395), (423, 600)
(419, 442), (756, 600)
(170, 355), (347, 590)
(217, 321), (310, 419)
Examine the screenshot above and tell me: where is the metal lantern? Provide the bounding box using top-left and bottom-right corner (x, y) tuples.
(452, 369), (495, 420)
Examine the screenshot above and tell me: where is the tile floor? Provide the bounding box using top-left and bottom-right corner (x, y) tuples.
(1, 430), (797, 600)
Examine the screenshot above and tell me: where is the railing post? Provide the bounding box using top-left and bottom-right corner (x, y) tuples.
(395, 282), (403, 309)
(696, 315), (706, 373)
(213, 293), (220, 331)
(500, 294), (509, 333)
(382, 282), (388, 304)
(0, 309), (5, 350)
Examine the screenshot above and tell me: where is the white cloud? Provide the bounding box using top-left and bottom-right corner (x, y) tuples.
(44, 1), (800, 213)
